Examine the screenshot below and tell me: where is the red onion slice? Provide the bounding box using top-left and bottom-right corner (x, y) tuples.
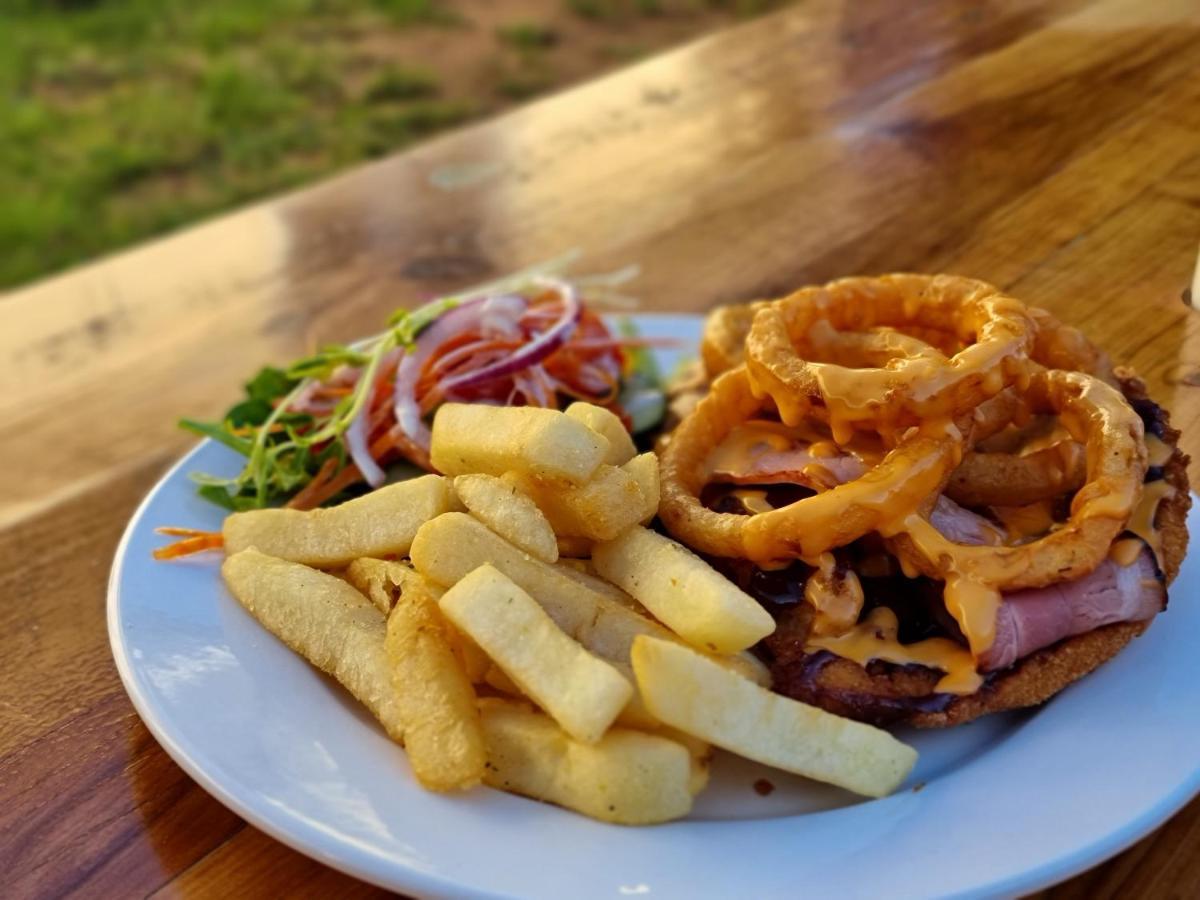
(440, 278), (581, 394)
(345, 392), (386, 487)
(479, 294), (527, 337)
(392, 298), (488, 449)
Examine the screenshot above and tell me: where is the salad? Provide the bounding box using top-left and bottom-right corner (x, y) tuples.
(178, 257), (670, 516)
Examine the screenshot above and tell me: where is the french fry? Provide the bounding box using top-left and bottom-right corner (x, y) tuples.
(222, 475), (454, 567)
(505, 461), (645, 541)
(556, 535), (594, 559)
(431, 404), (607, 485)
(479, 700), (694, 825)
(439, 566), (633, 743)
(345, 557), (415, 615)
(631, 636), (918, 798)
(454, 474), (558, 564)
(553, 560), (651, 616)
(622, 452), (661, 524)
(654, 726), (714, 796)
(221, 549), (404, 742)
(566, 402), (637, 465)
(593, 526), (776, 654)
(346, 557), (492, 683)
(385, 574), (486, 791)
(409, 513), (769, 715)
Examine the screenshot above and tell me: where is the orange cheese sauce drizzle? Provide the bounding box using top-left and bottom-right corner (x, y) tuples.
(808, 607), (983, 695)
(804, 553), (865, 636)
(1122, 479), (1175, 569)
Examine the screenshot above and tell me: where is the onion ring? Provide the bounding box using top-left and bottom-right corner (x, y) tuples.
(658, 367), (964, 565)
(883, 368), (1147, 654)
(940, 305), (1115, 506)
(744, 274), (1035, 440)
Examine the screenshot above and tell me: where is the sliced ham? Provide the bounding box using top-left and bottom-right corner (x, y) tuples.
(713, 447), (868, 488)
(929, 496), (1003, 546)
(980, 547), (1164, 671)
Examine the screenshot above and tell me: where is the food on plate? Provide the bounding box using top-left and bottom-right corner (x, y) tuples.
(439, 565), (634, 743)
(169, 266), (1184, 824)
(409, 512), (770, 696)
(503, 453), (659, 541)
(432, 404), (608, 485)
(592, 525), (775, 654)
(344, 556), (421, 615)
(222, 549), (406, 742)
(742, 275), (1034, 437)
(221, 475), (455, 566)
(383, 569), (486, 791)
(662, 273), (1188, 727)
(177, 260), (668, 513)
(631, 636), (917, 798)
(566, 401), (638, 465)
(453, 473), (559, 564)
(478, 699), (695, 825)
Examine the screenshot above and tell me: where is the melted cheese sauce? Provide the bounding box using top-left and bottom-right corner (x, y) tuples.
(1109, 538), (1145, 567)
(704, 419), (826, 479)
(990, 501), (1056, 541)
(804, 553), (865, 636)
(730, 489), (774, 515)
(1125, 479), (1175, 569)
(1146, 435), (1173, 467)
(808, 607), (983, 694)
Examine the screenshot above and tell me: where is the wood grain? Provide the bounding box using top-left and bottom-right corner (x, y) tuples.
(2, 0), (1199, 896)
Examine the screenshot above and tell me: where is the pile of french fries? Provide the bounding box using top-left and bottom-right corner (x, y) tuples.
(220, 401), (917, 824)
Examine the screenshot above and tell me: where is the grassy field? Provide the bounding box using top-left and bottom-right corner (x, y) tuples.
(0, 0), (783, 291)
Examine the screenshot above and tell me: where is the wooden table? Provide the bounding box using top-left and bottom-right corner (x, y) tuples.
(3, 0), (1199, 896)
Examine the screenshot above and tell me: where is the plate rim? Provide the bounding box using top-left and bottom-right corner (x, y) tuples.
(107, 312), (1200, 899)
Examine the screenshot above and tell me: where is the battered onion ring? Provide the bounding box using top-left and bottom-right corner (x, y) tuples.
(702, 301), (766, 377)
(744, 274), (1035, 436)
(946, 440), (1086, 508)
(658, 367), (964, 565)
(702, 300), (954, 380)
(886, 368), (1148, 592)
(942, 305), (1115, 506)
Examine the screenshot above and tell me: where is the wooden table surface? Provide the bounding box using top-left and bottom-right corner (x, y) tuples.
(4, 0), (1200, 896)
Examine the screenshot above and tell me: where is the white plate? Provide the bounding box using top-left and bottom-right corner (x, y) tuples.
(110, 313), (1200, 899)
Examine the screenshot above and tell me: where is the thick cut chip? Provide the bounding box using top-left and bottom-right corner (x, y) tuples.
(384, 575), (486, 791)
(346, 557), (491, 683)
(593, 526), (775, 653)
(410, 514), (769, 720)
(439, 566), (633, 743)
(223, 475), (453, 567)
(221, 549), (404, 741)
(556, 535), (594, 559)
(631, 637), (918, 798)
(505, 461), (646, 541)
(479, 700), (694, 824)
(622, 452), (661, 524)
(345, 557), (418, 615)
(553, 560), (650, 615)
(431, 404), (606, 485)
(454, 474), (558, 563)
(566, 402), (637, 465)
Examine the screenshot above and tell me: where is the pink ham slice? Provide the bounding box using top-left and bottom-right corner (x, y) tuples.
(713, 447), (867, 488)
(980, 548), (1164, 671)
(713, 445), (1163, 674)
(929, 496), (1003, 546)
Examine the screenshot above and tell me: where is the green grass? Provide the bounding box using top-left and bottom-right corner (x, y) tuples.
(497, 22), (560, 51)
(0, 0), (787, 291)
(0, 0), (464, 289)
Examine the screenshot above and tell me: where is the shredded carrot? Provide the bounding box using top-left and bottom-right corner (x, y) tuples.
(155, 526), (219, 537)
(287, 457), (339, 510)
(153, 533), (225, 560)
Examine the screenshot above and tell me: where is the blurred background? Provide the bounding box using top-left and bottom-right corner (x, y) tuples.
(1, 0), (787, 292)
